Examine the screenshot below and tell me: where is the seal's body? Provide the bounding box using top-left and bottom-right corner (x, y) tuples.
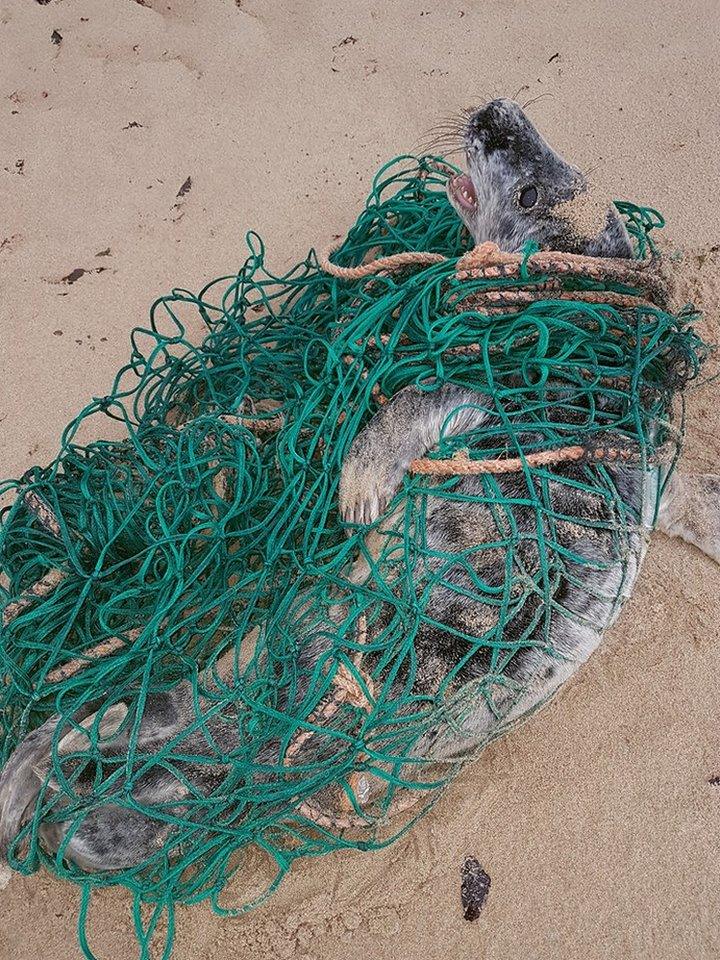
(1, 99), (717, 874)
(338, 384), (658, 762)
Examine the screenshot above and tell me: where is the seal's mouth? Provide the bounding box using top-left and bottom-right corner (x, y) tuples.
(449, 173), (477, 212)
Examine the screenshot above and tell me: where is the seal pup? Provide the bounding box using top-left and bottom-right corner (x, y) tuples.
(1, 99), (717, 873)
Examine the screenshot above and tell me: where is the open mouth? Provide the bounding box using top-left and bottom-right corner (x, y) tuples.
(449, 173), (478, 212)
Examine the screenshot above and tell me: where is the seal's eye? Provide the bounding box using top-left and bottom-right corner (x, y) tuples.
(518, 186), (538, 209)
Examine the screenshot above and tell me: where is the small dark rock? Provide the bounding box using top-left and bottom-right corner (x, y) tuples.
(460, 856), (491, 921)
(709, 775), (720, 786)
(50, 29), (63, 44)
(548, 52), (560, 63)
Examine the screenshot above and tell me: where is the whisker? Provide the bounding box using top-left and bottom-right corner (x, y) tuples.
(416, 136), (464, 150)
(414, 114), (468, 154)
(417, 128), (465, 146)
(437, 146), (466, 158)
(421, 128), (465, 141)
(425, 115), (465, 126)
(521, 92), (553, 112)
(414, 145), (459, 159)
(423, 118), (467, 133)
(419, 130), (463, 143)
(431, 109), (470, 124)
(417, 144), (466, 157)
(583, 158), (606, 179)
(416, 103), (484, 158)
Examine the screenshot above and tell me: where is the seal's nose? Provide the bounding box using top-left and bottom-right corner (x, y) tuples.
(468, 100), (500, 130)
(466, 99), (521, 154)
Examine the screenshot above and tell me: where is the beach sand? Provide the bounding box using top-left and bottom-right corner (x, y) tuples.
(1, 1), (720, 958)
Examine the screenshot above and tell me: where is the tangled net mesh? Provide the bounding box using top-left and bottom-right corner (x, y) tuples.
(0, 155), (709, 958)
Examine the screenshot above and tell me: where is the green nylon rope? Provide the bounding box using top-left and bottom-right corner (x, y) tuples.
(0, 154), (708, 960)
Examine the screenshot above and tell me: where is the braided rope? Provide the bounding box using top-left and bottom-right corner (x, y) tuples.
(46, 631), (140, 684)
(409, 444), (663, 477)
(455, 241), (666, 301)
(317, 243), (447, 279)
(2, 568), (67, 628)
(317, 236), (665, 303)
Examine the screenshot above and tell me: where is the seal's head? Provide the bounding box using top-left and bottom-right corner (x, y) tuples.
(447, 99), (633, 258)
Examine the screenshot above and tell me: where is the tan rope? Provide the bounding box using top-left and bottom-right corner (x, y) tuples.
(2, 568), (67, 627)
(295, 788), (422, 833)
(317, 235), (665, 306)
(2, 494), (66, 629)
(281, 613), (384, 831)
(22, 489), (62, 539)
(455, 242), (667, 304)
(409, 444), (651, 477)
(456, 240), (647, 279)
(46, 629), (141, 684)
(286, 607), (423, 832)
(217, 412), (285, 434)
(410, 447), (585, 476)
(317, 242), (447, 280)
(284, 614), (373, 766)
(457, 286), (657, 311)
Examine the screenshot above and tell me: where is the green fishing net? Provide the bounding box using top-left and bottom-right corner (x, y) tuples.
(0, 155), (708, 959)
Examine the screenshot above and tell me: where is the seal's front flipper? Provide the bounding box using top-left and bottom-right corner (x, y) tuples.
(339, 384), (492, 526)
(657, 472), (720, 564)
